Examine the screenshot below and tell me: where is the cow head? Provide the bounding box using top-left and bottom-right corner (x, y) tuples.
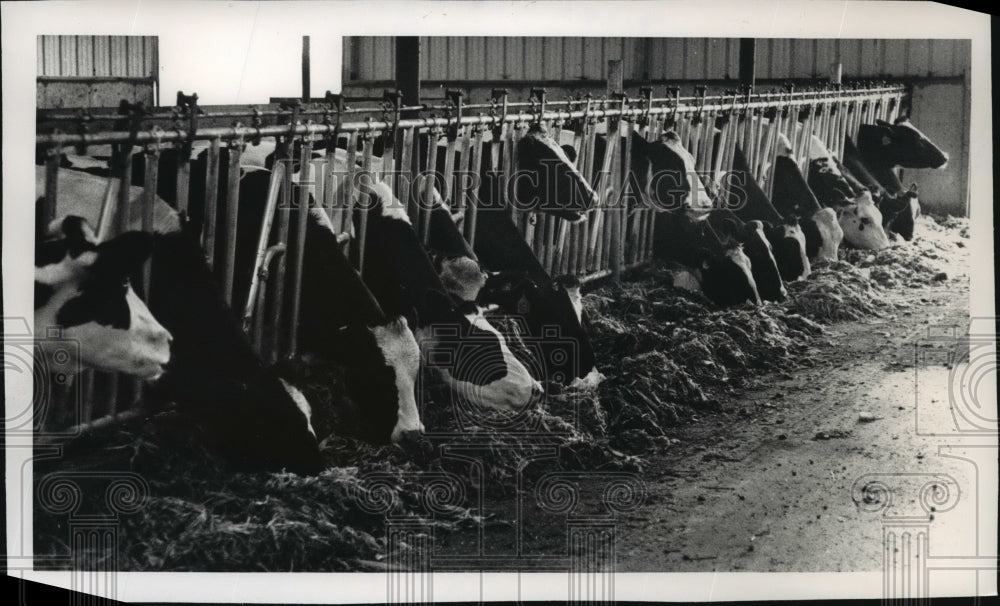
(807, 136), (857, 206)
(892, 184), (921, 241)
(432, 252), (489, 303)
(663, 212), (760, 306)
(477, 272), (598, 385)
(712, 215), (786, 302)
(35, 215), (172, 380)
(863, 118), (949, 169)
(699, 241), (761, 307)
(765, 219), (811, 282)
(806, 207), (844, 263)
(513, 123), (599, 223)
(834, 191), (890, 251)
(645, 131), (710, 215)
(771, 136), (823, 219)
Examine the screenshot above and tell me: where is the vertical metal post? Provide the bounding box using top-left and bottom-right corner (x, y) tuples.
(288, 138), (313, 357)
(203, 137), (221, 269)
(223, 141), (243, 305)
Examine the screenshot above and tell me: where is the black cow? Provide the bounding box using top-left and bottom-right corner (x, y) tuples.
(144, 221), (325, 474)
(653, 210), (760, 307)
(841, 136), (919, 239)
(770, 135), (844, 262)
(721, 144), (810, 283)
(856, 117), (948, 241)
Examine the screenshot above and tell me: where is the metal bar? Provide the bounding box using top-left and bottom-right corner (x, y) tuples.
(421, 130), (440, 245)
(203, 137), (221, 268)
(287, 138), (313, 357)
(141, 147), (158, 295)
(357, 136), (375, 276)
(222, 142), (242, 305)
(456, 123), (474, 212)
(591, 116), (618, 272)
(116, 149), (132, 235)
(175, 147), (191, 215)
(398, 127), (415, 223)
(578, 117), (598, 273)
(340, 131), (359, 236)
(465, 126), (484, 245)
(242, 162), (286, 333)
(441, 131), (458, 206)
(253, 244), (285, 352)
(269, 140), (293, 362)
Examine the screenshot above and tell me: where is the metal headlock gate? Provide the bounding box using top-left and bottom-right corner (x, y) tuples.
(35, 83), (906, 434)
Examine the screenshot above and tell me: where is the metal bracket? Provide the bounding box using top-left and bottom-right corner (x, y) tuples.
(638, 86), (654, 127)
(530, 87), (547, 124)
(175, 91), (200, 162)
(73, 109), (92, 156)
(490, 88), (509, 141)
(446, 89), (464, 141)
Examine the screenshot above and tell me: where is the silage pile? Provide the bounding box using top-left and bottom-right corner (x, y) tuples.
(33, 417), (479, 572)
(581, 264), (826, 453)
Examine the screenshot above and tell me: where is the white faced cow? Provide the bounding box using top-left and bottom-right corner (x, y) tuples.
(806, 135), (890, 251)
(35, 214), (172, 380)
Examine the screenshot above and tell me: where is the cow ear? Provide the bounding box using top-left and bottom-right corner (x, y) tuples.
(875, 119), (893, 128)
(909, 182), (919, 193)
(560, 144), (578, 164)
(94, 231), (154, 276)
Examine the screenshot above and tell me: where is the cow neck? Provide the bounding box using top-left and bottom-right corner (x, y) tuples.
(856, 126), (893, 168)
(730, 145), (784, 224)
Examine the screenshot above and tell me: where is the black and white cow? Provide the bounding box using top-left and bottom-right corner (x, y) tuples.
(354, 180), (542, 411)
(770, 135), (843, 263)
(411, 126), (602, 386)
(632, 131), (766, 306)
(806, 135), (890, 251)
(143, 220), (325, 473)
(35, 214), (172, 380)
(841, 136), (919, 239)
(855, 117), (949, 241)
(154, 153), (427, 445)
(37, 162), (326, 472)
(721, 144), (810, 283)
(652, 209), (760, 307)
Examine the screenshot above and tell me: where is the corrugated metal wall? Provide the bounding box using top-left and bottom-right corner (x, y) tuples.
(343, 37), (971, 83)
(37, 35), (158, 108)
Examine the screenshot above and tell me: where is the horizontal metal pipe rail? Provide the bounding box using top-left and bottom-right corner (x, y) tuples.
(36, 87), (905, 148)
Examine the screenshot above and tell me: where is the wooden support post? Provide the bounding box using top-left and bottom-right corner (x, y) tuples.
(395, 37), (421, 119)
(739, 38), (756, 94)
(302, 36), (311, 103)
